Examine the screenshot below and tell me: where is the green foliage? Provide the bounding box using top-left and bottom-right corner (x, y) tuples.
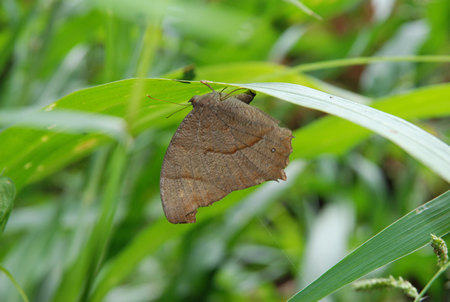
(290, 191), (449, 301)
(0, 0), (449, 302)
(351, 234), (450, 302)
(0, 177), (16, 231)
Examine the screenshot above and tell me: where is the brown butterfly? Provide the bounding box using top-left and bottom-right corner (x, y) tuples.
(160, 82), (293, 223)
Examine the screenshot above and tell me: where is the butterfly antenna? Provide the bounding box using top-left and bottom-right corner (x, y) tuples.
(165, 106), (191, 119)
(222, 87), (247, 100)
(200, 80), (216, 92)
(147, 95), (189, 107)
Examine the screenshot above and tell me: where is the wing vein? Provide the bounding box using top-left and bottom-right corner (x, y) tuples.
(210, 109), (270, 180)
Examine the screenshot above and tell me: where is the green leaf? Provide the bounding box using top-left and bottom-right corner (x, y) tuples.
(0, 79), (196, 189)
(292, 83), (450, 158)
(0, 109), (128, 141)
(0, 78), (448, 191)
(0, 176), (16, 232)
(232, 82), (450, 182)
(289, 190), (450, 302)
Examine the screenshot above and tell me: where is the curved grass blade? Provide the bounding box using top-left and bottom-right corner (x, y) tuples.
(288, 190), (450, 301)
(0, 78), (448, 191)
(291, 83), (450, 159)
(230, 82), (450, 182)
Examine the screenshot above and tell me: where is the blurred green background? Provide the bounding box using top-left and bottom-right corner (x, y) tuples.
(0, 0), (449, 301)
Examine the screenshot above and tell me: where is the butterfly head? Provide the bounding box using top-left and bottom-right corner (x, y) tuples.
(188, 92), (222, 107)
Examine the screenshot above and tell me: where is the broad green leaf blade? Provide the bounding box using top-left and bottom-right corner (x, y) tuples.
(0, 109), (128, 142)
(0, 77), (448, 190)
(232, 82), (450, 182)
(0, 177), (16, 232)
(289, 190), (450, 302)
(0, 79), (203, 189)
(0, 68), (311, 190)
(292, 83), (450, 158)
